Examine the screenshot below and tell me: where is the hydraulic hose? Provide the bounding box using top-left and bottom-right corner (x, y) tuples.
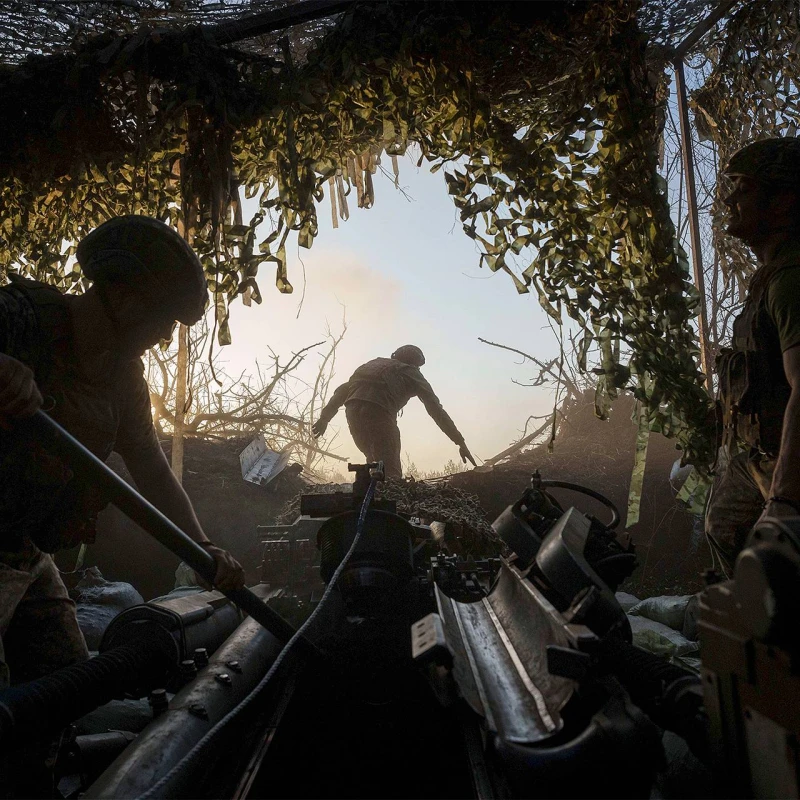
(16, 411), (318, 657)
(137, 474), (381, 799)
(0, 638), (172, 746)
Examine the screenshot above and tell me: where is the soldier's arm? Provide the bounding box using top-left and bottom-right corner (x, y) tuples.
(0, 289), (42, 419)
(116, 363), (245, 590)
(767, 346), (800, 508)
(312, 381), (351, 436)
(765, 270), (800, 512)
(414, 379), (477, 466)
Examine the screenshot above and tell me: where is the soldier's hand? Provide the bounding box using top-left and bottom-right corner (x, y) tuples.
(459, 443), (478, 468)
(0, 352), (43, 420)
(194, 544), (246, 592)
(311, 419), (327, 438)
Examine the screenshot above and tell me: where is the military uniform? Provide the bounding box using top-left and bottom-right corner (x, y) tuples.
(709, 240), (800, 575)
(0, 277), (161, 686)
(317, 357), (466, 478)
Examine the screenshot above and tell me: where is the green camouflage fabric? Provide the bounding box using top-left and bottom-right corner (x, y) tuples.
(725, 137), (800, 187)
(705, 450), (775, 578)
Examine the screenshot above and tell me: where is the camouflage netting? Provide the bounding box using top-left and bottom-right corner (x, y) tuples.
(276, 478), (500, 554)
(1, 0), (798, 473)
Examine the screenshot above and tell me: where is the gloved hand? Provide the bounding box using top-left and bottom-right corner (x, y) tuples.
(459, 443), (477, 467)
(311, 419), (328, 438)
(0, 352), (42, 422)
(195, 542), (246, 592)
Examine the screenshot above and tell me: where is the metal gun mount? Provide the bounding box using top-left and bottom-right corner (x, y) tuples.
(3, 468), (724, 799)
(700, 515), (800, 797)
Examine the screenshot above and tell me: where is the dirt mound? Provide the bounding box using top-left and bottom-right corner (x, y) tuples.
(277, 478), (500, 555)
(55, 437), (307, 599)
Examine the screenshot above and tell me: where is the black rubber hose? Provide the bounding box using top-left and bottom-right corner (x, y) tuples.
(539, 479), (621, 530)
(0, 638), (172, 746)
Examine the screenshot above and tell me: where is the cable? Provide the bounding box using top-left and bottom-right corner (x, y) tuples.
(138, 475), (380, 799)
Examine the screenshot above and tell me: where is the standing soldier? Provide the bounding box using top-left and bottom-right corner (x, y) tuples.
(0, 215), (245, 688)
(312, 345), (476, 478)
(708, 137), (800, 576)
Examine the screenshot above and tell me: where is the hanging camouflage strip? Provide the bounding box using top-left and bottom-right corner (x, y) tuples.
(0, 1), (736, 468)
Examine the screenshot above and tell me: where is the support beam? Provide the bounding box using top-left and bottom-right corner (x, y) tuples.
(674, 58), (713, 383)
(204, 0), (354, 47)
(672, 0), (741, 61)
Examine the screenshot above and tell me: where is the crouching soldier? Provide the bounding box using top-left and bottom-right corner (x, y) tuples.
(0, 215), (245, 688)
(311, 345), (476, 478)
(708, 137), (800, 576)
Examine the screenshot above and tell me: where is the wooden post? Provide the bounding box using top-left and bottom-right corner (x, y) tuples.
(171, 323), (189, 482)
(674, 58), (713, 382)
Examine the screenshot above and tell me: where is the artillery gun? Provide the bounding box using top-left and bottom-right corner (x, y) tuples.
(1, 452), (797, 798)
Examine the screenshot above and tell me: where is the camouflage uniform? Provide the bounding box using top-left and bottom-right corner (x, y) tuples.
(708, 139), (800, 576)
(0, 277), (162, 686)
(317, 357), (466, 478)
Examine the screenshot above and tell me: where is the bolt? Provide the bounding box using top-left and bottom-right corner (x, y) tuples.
(225, 660), (242, 673)
(188, 703), (208, 719)
(180, 659), (198, 680)
(194, 648), (209, 668)
(148, 688), (169, 718)
(215, 673), (232, 686)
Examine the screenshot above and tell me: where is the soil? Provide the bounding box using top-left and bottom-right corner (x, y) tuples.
(55, 394), (709, 600)
(54, 436), (307, 600)
(450, 393), (709, 597)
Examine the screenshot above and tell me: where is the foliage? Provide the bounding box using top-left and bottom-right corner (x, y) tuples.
(691, 0), (800, 287)
(145, 317), (348, 475)
(0, 1), (716, 465)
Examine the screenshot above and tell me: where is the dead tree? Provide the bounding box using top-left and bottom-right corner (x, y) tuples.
(144, 318), (349, 476)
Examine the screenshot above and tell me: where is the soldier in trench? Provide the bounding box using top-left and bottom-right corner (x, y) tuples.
(311, 344), (477, 478)
(0, 215), (245, 688)
(708, 137), (800, 576)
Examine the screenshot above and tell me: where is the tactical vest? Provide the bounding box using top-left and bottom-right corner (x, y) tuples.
(716, 261), (799, 457)
(0, 278), (119, 552)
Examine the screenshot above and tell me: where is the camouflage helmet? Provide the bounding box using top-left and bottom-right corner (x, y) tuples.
(76, 215), (207, 325)
(724, 137), (800, 188)
(391, 344), (425, 367)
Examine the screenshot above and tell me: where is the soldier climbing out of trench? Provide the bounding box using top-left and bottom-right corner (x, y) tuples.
(311, 344), (477, 479)
(708, 137), (800, 576)
(0, 215), (245, 688)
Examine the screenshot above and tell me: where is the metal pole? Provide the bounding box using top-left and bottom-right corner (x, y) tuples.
(674, 58), (713, 382)
(17, 411), (319, 657)
(171, 323), (189, 482)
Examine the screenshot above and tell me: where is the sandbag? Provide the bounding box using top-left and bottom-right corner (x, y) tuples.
(629, 594), (693, 632)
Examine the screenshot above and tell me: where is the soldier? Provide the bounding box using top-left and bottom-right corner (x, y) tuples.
(708, 137), (800, 576)
(0, 215), (245, 687)
(311, 344), (476, 479)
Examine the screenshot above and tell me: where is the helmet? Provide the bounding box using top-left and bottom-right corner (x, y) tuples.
(76, 215), (207, 325)
(391, 344), (425, 367)
(725, 137), (800, 188)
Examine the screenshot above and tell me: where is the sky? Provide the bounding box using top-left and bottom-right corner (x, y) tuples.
(216, 151), (562, 473)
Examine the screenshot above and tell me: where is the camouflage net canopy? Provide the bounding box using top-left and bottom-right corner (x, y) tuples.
(0, 0), (794, 470)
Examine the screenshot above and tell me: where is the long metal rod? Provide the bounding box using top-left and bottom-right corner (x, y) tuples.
(674, 58), (712, 382)
(18, 410), (319, 656)
(672, 0), (741, 61)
